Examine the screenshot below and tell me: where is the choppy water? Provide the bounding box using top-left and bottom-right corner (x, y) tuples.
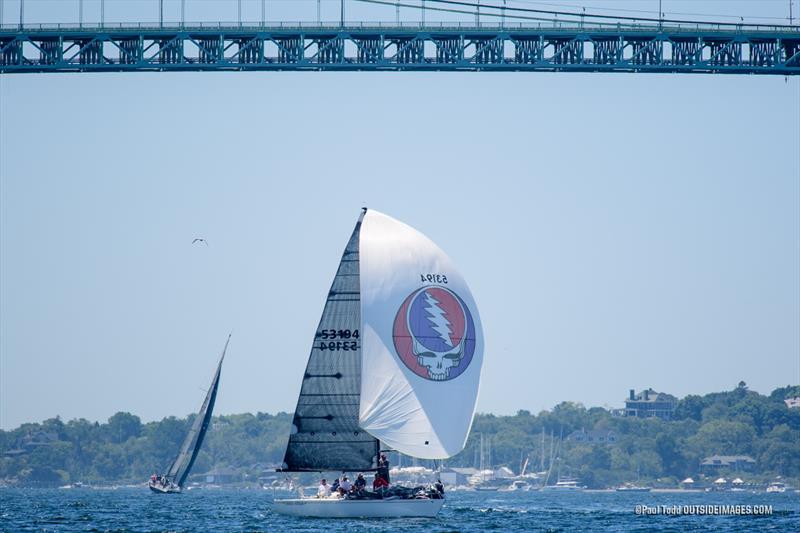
(1, 487), (797, 532)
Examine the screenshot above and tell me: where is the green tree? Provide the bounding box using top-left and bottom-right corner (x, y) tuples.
(673, 394), (707, 421)
(106, 412), (142, 443)
(688, 420), (756, 456)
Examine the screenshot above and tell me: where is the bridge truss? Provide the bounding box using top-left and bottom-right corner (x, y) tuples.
(1, 23), (799, 75)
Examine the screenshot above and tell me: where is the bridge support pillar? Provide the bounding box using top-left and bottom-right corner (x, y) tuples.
(40, 39), (61, 65)
(1, 39), (22, 66)
(355, 37), (383, 63)
(79, 40), (103, 65)
(514, 37), (543, 63)
(473, 38), (503, 64)
(435, 37), (463, 64)
(394, 39), (424, 64)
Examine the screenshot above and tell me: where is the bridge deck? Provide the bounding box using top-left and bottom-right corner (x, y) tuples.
(2, 23), (798, 74)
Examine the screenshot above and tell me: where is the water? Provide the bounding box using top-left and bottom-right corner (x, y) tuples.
(1, 487), (797, 532)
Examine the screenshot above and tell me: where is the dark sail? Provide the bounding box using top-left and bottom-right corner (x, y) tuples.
(281, 210), (379, 472)
(166, 335), (229, 488)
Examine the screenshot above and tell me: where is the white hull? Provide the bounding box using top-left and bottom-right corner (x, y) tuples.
(273, 497), (444, 518)
(149, 482), (181, 494)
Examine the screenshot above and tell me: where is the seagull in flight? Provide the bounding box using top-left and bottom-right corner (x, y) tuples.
(192, 238), (208, 246)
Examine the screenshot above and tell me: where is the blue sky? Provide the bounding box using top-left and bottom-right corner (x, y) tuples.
(1, 1), (798, 429)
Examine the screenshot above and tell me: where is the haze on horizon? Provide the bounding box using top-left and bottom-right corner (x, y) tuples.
(1, 0), (799, 430)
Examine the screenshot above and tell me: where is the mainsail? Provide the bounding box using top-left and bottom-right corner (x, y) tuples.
(165, 335), (229, 488)
(281, 210), (379, 472)
(358, 210), (484, 459)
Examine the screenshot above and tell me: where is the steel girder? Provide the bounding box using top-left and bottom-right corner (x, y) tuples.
(1, 25), (798, 74)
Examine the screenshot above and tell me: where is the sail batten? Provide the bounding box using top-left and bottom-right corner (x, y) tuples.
(281, 211), (379, 472)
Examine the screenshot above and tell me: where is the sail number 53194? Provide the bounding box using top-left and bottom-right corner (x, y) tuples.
(316, 329), (359, 351)
(420, 274), (448, 284)
(318, 341), (358, 351)
(318, 329), (359, 339)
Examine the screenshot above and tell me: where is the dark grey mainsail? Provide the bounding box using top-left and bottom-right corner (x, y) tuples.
(281, 210), (379, 472)
(165, 335), (229, 488)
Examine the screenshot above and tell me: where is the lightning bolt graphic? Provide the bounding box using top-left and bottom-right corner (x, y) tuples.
(423, 291), (454, 347)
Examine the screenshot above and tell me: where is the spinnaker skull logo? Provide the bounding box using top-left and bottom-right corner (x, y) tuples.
(393, 286), (476, 382)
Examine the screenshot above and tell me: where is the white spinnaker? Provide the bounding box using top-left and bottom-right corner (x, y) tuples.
(358, 210), (483, 459)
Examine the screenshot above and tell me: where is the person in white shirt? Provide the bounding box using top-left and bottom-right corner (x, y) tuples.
(339, 476), (353, 494)
(317, 478), (331, 498)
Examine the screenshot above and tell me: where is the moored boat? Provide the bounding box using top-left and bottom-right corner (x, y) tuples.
(616, 483), (652, 493)
(542, 477), (585, 491)
(766, 481), (787, 493)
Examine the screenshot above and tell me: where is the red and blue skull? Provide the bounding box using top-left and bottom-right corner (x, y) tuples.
(393, 286), (476, 381)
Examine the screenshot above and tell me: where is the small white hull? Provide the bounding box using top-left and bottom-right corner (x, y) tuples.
(149, 482), (181, 494)
(273, 497), (444, 518)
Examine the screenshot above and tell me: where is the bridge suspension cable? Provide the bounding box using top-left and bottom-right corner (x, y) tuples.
(354, 0), (798, 29)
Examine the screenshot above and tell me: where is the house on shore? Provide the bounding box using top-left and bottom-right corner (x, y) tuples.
(624, 389), (677, 420)
(700, 455), (756, 473)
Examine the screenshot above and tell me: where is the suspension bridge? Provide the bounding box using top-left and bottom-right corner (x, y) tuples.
(1, 0), (798, 74)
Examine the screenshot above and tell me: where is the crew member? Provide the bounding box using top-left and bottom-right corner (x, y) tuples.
(318, 478), (331, 498)
(354, 473), (367, 491)
(373, 472), (389, 491)
(378, 454), (390, 483)
(339, 475), (352, 495)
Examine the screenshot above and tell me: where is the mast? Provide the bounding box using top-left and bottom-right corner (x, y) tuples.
(542, 429), (556, 488)
(487, 435), (492, 473)
(479, 433), (485, 481)
(540, 427), (545, 472)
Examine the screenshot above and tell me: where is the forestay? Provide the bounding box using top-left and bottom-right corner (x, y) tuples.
(358, 210), (484, 459)
(281, 210), (379, 472)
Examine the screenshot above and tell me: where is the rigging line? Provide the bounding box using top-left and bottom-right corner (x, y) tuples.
(506, 0), (790, 22)
(369, 0), (798, 28)
(354, 0), (724, 28)
(354, 0), (576, 24)
(444, 0), (797, 27)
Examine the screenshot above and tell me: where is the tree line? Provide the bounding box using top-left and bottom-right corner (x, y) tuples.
(1, 383), (798, 487)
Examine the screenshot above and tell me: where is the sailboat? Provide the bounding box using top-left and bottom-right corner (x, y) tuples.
(273, 209), (484, 518)
(474, 434), (498, 491)
(148, 335), (229, 494)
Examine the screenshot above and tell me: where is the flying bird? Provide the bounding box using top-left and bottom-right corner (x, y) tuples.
(192, 238), (208, 246)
